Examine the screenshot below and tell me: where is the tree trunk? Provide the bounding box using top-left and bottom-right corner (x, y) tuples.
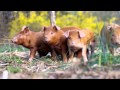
(49, 11), (56, 26)
(0, 11), (15, 41)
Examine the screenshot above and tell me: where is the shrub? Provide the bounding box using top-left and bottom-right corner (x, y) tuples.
(9, 11), (50, 38)
(9, 11), (117, 38)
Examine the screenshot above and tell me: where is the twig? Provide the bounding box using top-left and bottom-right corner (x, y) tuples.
(0, 63), (9, 66)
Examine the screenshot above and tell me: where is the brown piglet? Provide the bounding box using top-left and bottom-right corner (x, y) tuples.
(43, 25), (69, 62)
(62, 27), (89, 60)
(12, 26), (51, 62)
(64, 29), (95, 65)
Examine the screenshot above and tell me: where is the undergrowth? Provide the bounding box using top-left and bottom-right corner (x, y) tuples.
(0, 40), (120, 74)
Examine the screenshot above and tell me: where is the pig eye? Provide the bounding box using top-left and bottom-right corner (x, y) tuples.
(51, 32), (54, 34)
(19, 34), (22, 38)
(111, 34), (115, 37)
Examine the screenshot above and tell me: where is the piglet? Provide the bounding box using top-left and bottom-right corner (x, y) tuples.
(64, 29), (95, 65)
(12, 26), (51, 62)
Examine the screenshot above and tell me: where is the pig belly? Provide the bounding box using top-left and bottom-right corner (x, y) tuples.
(54, 48), (62, 55)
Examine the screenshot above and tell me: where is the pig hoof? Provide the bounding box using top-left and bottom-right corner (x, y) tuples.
(68, 59), (73, 63)
(64, 60), (68, 63)
(83, 62), (88, 66)
(28, 58), (33, 62)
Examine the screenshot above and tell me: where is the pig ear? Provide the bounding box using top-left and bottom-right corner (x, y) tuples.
(78, 31), (86, 38)
(42, 26), (47, 31)
(107, 26), (112, 30)
(64, 31), (69, 38)
(24, 27), (30, 34)
(21, 26), (29, 31)
(53, 25), (61, 31)
(21, 26), (30, 35)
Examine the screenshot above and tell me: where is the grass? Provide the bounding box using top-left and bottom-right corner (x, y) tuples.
(0, 43), (28, 52)
(7, 66), (22, 73)
(0, 42), (71, 73)
(0, 39), (120, 74)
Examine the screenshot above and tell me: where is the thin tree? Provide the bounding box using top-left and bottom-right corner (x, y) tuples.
(49, 11), (56, 26)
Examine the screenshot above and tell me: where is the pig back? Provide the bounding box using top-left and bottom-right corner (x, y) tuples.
(61, 26), (81, 32)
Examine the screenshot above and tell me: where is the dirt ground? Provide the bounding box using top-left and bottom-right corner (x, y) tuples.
(0, 51), (120, 79)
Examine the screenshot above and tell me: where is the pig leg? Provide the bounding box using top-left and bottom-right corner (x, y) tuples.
(76, 49), (89, 59)
(62, 45), (68, 63)
(51, 49), (57, 61)
(90, 44), (95, 57)
(68, 48), (74, 62)
(109, 47), (114, 55)
(86, 49), (89, 59)
(90, 38), (95, 56)
(28, 48), (37, 62)
(82, 46), (88, 65)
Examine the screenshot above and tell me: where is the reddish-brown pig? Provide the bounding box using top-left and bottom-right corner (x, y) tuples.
(11, 26), (51, 62)
(64, 29), (95, 65)
(43, 25), (89, 62)
(100, 23), (120, 55)
(62, 27), (89, 60)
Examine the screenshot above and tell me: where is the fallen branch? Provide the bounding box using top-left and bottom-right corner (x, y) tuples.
(0, 63), (9, 66)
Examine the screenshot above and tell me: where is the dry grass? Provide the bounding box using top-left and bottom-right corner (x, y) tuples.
(1, 39), (120, 79)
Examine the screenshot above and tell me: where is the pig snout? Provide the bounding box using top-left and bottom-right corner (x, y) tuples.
(44, 36), (50, 42)
(113, 41), (120, 46)
(11, 37), (18, 43)
(69, 41), (78, 51)
(69, 41), (76, 47)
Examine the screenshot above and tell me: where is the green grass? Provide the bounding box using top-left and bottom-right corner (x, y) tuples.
(0, 43), (26, 73)
(1, 39), (120, 74)
(7, 66), (22, 73)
